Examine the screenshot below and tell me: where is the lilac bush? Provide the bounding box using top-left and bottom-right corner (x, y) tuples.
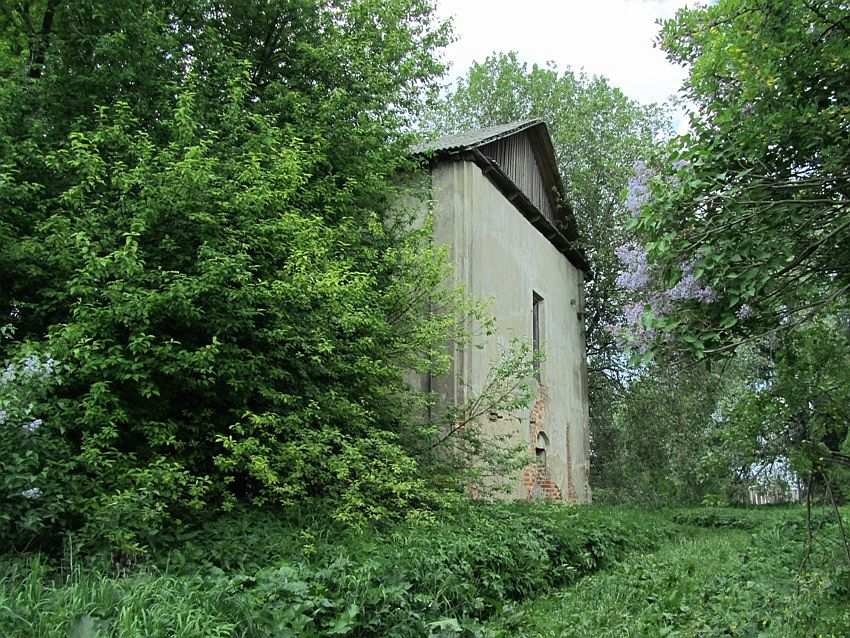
(611, 161), (720, 354)
(610, 252), (718, 352)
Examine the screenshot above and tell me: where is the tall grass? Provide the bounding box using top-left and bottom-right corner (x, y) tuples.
(0, 504), (675, 638)
(488, 506), (850, 638)
(1, 556), (249, 638)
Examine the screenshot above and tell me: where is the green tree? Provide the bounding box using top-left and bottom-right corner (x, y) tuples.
(721, 320), (850, 502)
(615, 0), (850, 511)
(0, 0), (467, 553)
(626, 0), (850, 357)
(596, 357), (753, 505)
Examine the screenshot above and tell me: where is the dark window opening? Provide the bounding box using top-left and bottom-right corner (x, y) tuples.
(535, 432), (548, 467)
(533, 292), (544, 380)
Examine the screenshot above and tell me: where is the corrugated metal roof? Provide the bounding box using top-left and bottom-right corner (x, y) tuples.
(412, 118), (544, 155)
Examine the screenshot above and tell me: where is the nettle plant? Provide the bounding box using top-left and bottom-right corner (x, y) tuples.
(0, 329), (69, 547)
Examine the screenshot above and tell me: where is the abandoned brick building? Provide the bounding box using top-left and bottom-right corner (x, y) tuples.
(414, 119), (591, 503)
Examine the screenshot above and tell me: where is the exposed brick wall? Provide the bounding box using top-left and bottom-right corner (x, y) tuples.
(528, 389), (547, 455)
(523, 386), (565, 502)
(529, 393), (546, 438)
(521, 463), (562, 500)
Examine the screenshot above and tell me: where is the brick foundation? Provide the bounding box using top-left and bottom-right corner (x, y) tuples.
(523, 387), (565, 501)
(521, 463), (562, 500)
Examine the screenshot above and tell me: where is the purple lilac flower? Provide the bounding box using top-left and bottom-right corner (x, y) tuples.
(622, 301), (645, 327)
(648, 293), (672, 317)
(634, 330), (656, 355)
(615, 243), (651, 291)
(1, 354), (57, 387)
(695, 287), (716, 303)
(0, 363), (14, 385)
(609, 297), (665, 353)
(667, 273), (701, 300)
(625, 161), (652, 216)
(736, 304), (753, 320)
(618, 296), (670, 328)
(22, 354), (57, 377)
(21, 487), (42, 499)
(667, 261), (715, 304)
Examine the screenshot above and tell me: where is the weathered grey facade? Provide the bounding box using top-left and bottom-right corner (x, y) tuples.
(416, 120), (591, 503)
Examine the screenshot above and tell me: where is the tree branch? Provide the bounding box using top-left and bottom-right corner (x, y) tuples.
(27, 0), (57, 79)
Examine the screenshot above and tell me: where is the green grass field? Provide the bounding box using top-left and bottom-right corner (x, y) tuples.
(487, 513), (850, 637)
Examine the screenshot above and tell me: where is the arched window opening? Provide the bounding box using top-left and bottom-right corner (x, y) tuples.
(535, 432), (548, 467)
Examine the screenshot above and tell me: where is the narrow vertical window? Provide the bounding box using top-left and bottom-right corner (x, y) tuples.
(533, 292), (543, 381)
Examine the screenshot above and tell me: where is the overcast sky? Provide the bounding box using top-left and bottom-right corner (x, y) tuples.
(435, 0), (698, 109)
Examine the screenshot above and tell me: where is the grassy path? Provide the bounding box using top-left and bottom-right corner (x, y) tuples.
(485, 524), (849, 638)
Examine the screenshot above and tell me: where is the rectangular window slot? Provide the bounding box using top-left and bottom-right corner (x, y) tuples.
(533, 291), (543, 381)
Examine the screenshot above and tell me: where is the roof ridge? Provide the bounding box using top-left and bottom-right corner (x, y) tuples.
(412, 118), (544, 155)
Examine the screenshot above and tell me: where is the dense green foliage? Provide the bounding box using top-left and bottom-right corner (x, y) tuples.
(628, 0), (850, 356)
(720, 320), (850, 501)
(4, 505), (847, 637)
(597, 322), (850, 509)
(0, 504), (675, 637)
(605, 0), (850, 509)
(593, 360), (741, 505)
(0, 0), (514, 554)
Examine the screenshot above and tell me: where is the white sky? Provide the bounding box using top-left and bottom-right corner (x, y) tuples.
(436, 0), (698, 109)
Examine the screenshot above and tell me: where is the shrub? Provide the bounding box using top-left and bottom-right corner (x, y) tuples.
(671, 509), (759, 530)
(0, 0), (476, 554)
(0, 349), (76, 548)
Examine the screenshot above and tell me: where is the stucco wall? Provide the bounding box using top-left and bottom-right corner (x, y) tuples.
(430, 160), (590, 502)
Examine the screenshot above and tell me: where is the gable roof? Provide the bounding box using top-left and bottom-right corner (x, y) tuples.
(414, 120), (589, 275)
(412, 119), (543, 155)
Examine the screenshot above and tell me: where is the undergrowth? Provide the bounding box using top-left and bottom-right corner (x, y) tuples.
(0, 503), (674, 638)
(670, 505), (802, 530)
(487, 506), (850, 637)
